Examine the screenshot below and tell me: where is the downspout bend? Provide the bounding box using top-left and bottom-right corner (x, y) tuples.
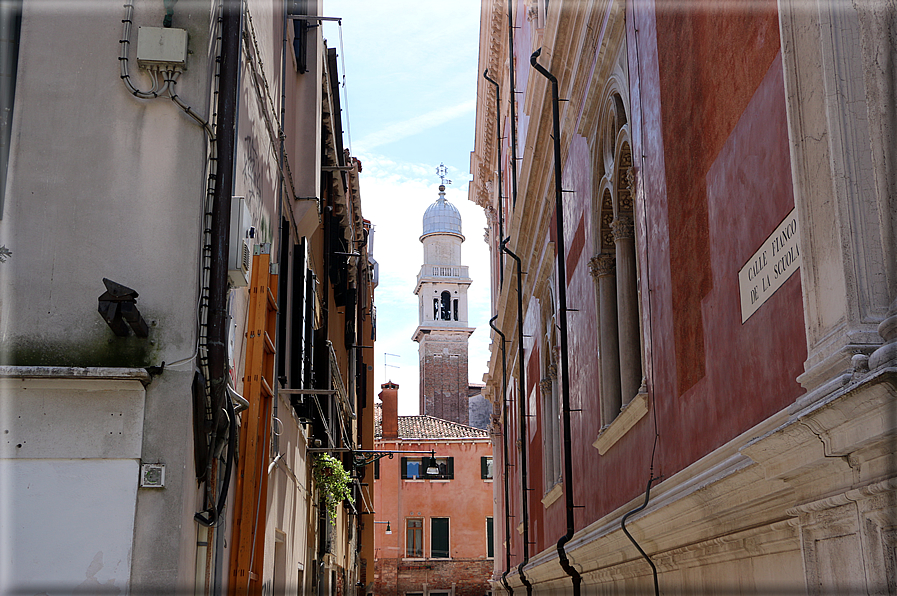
(622, 476), (661, 596)
(531, 47), (582, 596)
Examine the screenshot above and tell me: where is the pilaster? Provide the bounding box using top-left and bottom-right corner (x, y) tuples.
(778, 0), (893, 403)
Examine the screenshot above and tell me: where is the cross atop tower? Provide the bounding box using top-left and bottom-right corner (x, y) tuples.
(436, 162), (452, 188)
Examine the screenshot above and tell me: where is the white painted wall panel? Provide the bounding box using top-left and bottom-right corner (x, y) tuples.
(0, 459), (138, 595)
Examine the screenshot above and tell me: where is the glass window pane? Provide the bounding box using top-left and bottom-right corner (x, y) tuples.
(406, 518), (423, 558)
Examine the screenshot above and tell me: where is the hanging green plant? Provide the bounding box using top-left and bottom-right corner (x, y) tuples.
(312, 453), (354, 524)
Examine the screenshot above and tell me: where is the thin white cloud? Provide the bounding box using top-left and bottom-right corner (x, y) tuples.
(354, 99), (477, 152)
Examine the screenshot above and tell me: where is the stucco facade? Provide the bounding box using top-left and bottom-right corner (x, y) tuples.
(469, 0), (895, 594)
(0, 1), (376, 594)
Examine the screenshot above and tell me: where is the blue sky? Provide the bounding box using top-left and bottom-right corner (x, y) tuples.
(322, 2), (491, 415)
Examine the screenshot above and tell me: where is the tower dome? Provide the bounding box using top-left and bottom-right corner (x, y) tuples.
(421, 184), (464, 240)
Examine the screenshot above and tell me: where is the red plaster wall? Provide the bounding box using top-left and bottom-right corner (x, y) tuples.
(655, 0), (783, 395)
(495, 0), (808, 552)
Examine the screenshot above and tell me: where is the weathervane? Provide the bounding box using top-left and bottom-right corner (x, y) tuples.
(436, 163), (452, 187)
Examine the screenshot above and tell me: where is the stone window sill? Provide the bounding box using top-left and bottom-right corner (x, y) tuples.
(541, 483), (563, 508)
(592, 391), (649, 455)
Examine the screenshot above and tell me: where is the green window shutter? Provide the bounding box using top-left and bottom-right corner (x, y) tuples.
(481, 456), (490, 479)
(447, 457), (454, 479)
(431, 517), (449, 558)
(487, 517), (494, 558)
(374, 458), (380, 480)
(401, 457), (408, 480)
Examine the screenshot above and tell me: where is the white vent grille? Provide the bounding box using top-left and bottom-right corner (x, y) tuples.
(228, 197), (253, 287)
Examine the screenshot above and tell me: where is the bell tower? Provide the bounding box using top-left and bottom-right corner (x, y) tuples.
(412, 167), (474, 424)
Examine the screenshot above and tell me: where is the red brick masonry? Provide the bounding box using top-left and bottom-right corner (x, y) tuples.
(374, 558), (493, 596)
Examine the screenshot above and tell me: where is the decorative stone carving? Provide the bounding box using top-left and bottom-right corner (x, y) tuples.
(539, 378), (552, 394)
(611, 215), (635, 241)
(547, 362), (557, 380)
(589, 253), (616, 278)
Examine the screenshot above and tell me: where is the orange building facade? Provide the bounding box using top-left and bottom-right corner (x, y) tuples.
(371, 383), (495, 596)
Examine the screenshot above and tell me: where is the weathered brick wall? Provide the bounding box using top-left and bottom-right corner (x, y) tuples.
(373, 558), (493, 596)
(419, 332), (469, 426)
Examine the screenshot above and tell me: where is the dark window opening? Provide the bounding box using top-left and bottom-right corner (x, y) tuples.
(440, 291), (451, 320)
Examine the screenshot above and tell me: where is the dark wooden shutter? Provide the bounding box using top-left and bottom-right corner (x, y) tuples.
(431, 518), (449, 558)
(487, 517), (494, 558)
(401, 457), (408, 479)
(480, 456), (488, 479)
(446, 457), (454, 480)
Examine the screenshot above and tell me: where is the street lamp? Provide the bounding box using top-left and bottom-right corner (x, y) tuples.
(426, 450), (439, 476)
(374, 520), (391, 534)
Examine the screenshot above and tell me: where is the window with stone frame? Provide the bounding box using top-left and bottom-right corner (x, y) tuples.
(430, 517), (450, 558)
(401, 456), (454, 480)
(540, 292), (562, 492)
(406, 518), (423, 558)
(589, 91), (645, 432)
(481, 456), (493, 479)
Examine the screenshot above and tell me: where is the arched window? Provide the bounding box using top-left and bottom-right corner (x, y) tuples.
(590, 92), (645, 431)
(540, 288), (562, 493)
(440, 291), (452, 321)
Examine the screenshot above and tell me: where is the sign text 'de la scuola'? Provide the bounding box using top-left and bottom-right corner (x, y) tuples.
(738, 208), (802, 323)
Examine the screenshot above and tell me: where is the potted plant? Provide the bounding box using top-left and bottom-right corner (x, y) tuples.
(312, 453), (354, 524)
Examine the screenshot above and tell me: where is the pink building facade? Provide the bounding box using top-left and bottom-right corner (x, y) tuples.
(372, 383), (495, 596)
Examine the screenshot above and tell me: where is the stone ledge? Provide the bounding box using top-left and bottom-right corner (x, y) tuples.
(0, 365), (151, 385)
(592, 391), (648, 454)
(542, 483), (563, 508)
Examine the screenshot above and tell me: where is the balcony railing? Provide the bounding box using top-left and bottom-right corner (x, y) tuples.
(416, 265), (470, 288)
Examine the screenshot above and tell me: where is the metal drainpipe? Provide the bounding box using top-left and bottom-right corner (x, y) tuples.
(483, 70), (504, 289)
(530, 47), (582, 596)
(489, 315), (513, 596)
(500, 238), (532, 596)
(196, 0), (241, 529)
(622, 476), (661, 596)
(507, 0), (519, 208)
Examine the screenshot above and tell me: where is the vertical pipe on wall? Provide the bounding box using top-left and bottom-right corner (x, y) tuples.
(530, 47), (582, 596)
(207, 0), (241, 453)
(500, 239), (532, 596)
(489, 315), (514, 596)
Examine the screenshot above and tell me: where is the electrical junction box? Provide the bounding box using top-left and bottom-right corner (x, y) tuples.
(140, 463), (165, 488)
(229, 196), (254, 287)
(136, 27), (188, 68)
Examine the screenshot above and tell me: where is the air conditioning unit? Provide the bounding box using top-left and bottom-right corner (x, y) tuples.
(228, 197), (254, 287)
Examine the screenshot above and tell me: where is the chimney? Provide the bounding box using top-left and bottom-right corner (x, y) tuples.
(379, 382), (399, 439)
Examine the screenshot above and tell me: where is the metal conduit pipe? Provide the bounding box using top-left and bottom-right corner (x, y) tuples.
(621, 476), (660, 596)
(500, 238), (532, 596)
(489, 315), (513, 596)
(531, 47), (583, 596)
(194, 0), (242, 529)
(483, 70), (505, 289)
